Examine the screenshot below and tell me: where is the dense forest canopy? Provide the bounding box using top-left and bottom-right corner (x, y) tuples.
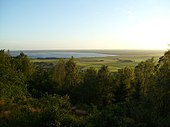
(0, 49), (170, 127)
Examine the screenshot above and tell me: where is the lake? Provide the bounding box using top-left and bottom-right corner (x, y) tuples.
(10, 50), (114, 58)
(10, 50), (164, 59)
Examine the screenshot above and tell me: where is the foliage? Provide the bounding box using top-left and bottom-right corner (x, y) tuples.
(0, 50), (28, 101)
(97, 65), (112, 107)
(113, 67), (133, 103)
(0, 49), (170, 127)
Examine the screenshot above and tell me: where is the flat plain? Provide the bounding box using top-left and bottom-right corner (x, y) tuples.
(31, 50), (164, 72)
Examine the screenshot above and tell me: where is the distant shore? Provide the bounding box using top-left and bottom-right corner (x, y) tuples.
(9, 49), (164, 59)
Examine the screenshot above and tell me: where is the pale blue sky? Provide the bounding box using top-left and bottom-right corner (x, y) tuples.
(0, 0), (170, 50)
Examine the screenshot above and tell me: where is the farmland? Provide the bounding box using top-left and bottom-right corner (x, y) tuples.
(31, 50), (164, 71)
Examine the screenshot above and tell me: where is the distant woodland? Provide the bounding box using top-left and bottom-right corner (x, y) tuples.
(0, 49), (170, 127)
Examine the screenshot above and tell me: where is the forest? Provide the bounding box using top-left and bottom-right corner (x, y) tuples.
(0, 49), (170, 127)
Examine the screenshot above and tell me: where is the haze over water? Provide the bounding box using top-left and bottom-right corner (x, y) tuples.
(10, 50), (115, 58)
(10, 50), (164, 59)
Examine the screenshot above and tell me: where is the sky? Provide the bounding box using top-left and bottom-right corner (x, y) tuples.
(0, 0), (170, 50)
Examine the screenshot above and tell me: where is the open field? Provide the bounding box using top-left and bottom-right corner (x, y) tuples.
(76, 54), (163, 71)
(31, 49), (164, 72)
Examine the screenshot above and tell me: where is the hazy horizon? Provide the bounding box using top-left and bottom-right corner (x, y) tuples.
(1, 0), (170, 50)
(2, 48), (167, 52)
(9, 49), (165, 51)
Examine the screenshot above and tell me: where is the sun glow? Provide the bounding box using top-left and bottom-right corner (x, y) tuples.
(119, 18), (170, 50)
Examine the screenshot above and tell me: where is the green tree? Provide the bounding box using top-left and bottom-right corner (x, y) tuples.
(97, 65), (112, 107)
(133, 58), (155, 98)
(0, 50), (27, 101)
(52, 59), (66, 88)
(76, 67), (98, 104)
(28, 68), (55, 98)
(65, 57), (80, 87)
(113, 67), (133, 103)
(13, 52), (35, 80)
(155, 50), (170, 118)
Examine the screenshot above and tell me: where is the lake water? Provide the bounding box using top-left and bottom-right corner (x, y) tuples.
(10, 50), (114, 58)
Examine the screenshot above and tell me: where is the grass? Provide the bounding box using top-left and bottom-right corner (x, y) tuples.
(31, 54), (161, 72)
(75, 55), (160, 72)
(30, 49), (164, 72)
